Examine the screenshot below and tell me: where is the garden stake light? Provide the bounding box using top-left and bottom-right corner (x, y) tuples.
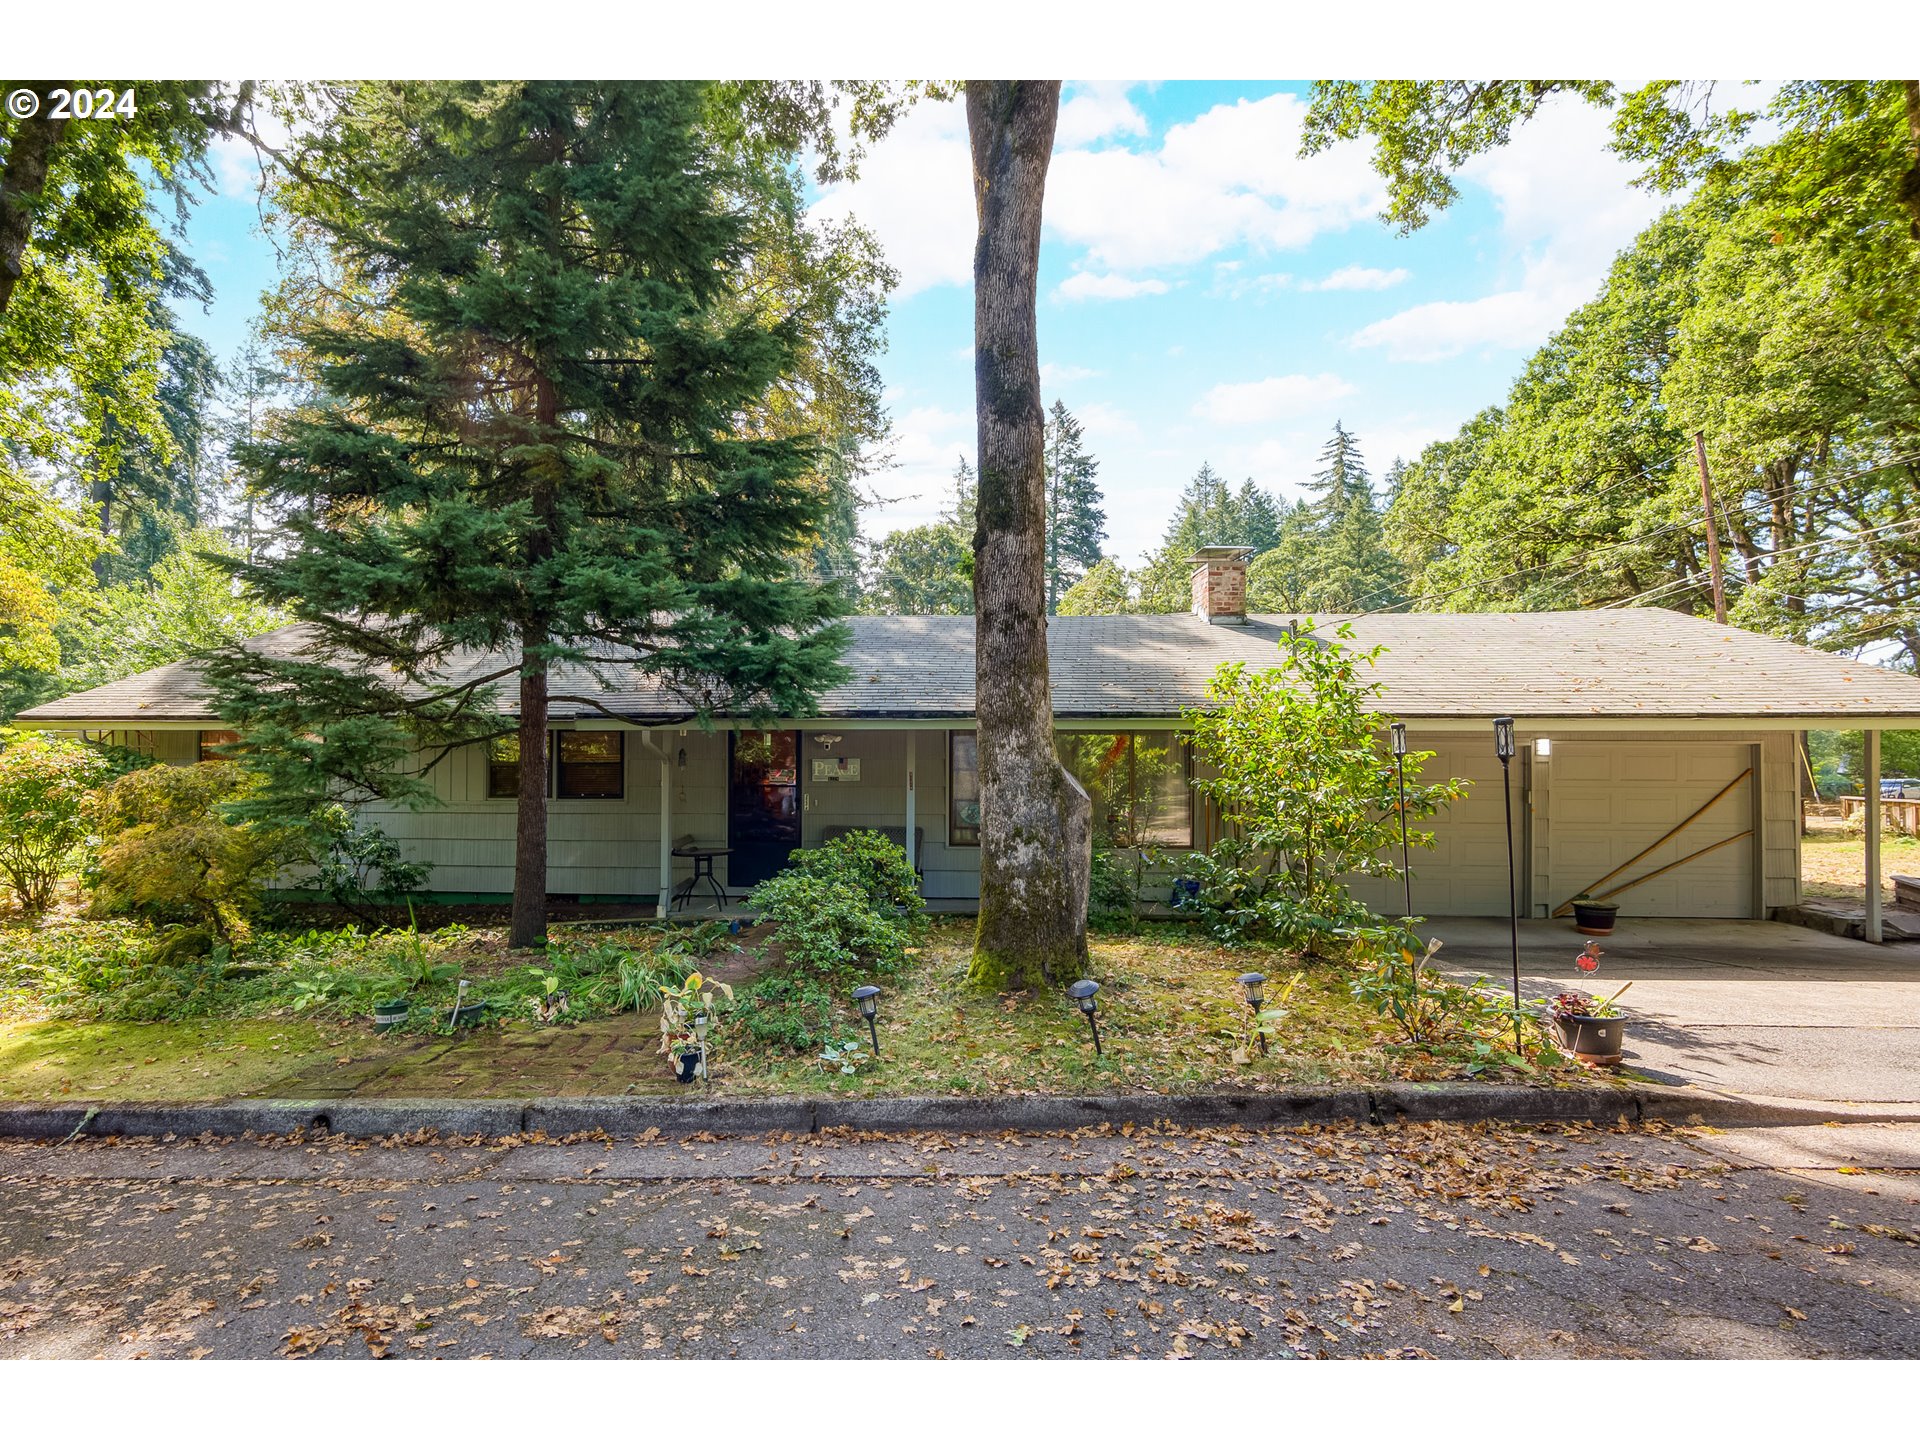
(693, 1009), (710, 1083)
(853, 985), (882, 1058)
(1237, 972), (1269, 1054)
(448, 978), (470, 1031)
(1494, 716), (1522, 1052)
(1389, 721), (1412, 920)
(1068, 979), (1102, 1056)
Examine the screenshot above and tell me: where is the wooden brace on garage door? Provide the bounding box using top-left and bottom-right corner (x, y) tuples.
(1550, 767), (1754, 917)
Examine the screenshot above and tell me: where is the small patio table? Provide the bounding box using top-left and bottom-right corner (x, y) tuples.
(670, 845), (731, 912)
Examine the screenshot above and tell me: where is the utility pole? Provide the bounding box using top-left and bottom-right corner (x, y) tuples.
(1692, 432), (1727, 624)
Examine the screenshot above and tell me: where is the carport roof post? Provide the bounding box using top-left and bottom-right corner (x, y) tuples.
(1866, 728), (1882, 944)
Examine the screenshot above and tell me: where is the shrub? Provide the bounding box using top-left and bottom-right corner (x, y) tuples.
(85, 761), (305, 944)
(306, 803), (431, 915)
(1088, 843), (1139, 932)
(1348, 937), (1516, 1050)
(0, 730), (111, 913)
(1184, 623), (1467, 953)
(742, 831), (921, 1050)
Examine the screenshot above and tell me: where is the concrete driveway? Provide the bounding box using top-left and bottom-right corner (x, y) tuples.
(1429, 918), (1920, 1107)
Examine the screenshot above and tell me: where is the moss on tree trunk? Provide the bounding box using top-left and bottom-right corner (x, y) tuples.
(962, 80), (1091, 992)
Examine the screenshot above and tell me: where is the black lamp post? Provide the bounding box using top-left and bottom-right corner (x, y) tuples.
(1389, 722), (1412, 921)
(1493, 716), (1522, 1052)
(1068, 979), (1102, 1057)
(1237, 972), (1268, 1055)
(852, 985), (882, 1058)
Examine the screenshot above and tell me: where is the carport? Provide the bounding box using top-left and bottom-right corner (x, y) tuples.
(1434, 918), (1920, 1105)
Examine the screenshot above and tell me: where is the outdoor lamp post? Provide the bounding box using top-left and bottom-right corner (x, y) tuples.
(1493, 716), (1523, 1052)
(693, 1009), (710, 1082)
(852, 985), (882, 1058)
(1237, 972), (1269, 1055)
(1068, 979), (1103, 1057)
(1390, 722), (1413, 921)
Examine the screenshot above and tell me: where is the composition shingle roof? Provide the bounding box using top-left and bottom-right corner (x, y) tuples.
(20, 608), (1920, 725)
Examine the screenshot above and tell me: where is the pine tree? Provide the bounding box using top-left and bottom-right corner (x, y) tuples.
(946, 455), (978, 530)
(1042, 400), (1107, 611)
(1304, 420), (1371, 519)
(1135, 462), (1287, 612)
(1288, 424), (1404, 611)
(203, 82), (849, 947)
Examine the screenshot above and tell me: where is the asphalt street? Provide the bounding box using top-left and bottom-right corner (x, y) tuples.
(2, 1119), (1917, 1359)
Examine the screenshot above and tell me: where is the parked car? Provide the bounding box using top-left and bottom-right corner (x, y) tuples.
(1880, 777), (1919, 799)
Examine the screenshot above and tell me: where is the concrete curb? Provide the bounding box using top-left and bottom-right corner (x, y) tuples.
(3, 1082), (1913, 1141)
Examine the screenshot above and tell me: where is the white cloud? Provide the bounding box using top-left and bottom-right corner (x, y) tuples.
(1350, 96), (1669, 362)
(1045, 92), (1384, 273)
(1074, 401), (1141, 442)
(1040, 362), (1101, 386)
(1306, 264), (1410, 292)
(1192, 372), (1358, 425)
(863, 400), (973, 536)
(810, 97), (974, 299)
(1054, 272), (1171, 303)
(1055, 82), (1148, 148)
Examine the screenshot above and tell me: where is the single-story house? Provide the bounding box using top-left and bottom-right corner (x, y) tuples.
(20, 550), (1920, 937)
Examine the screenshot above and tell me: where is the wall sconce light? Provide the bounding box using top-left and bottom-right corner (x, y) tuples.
(676, 747), (687, 768)
(852, 985), (881, 1057)
(1068, 979), (1102, 1056)
(1534, 737), (1552, 759)
(814, 733), (844, 751)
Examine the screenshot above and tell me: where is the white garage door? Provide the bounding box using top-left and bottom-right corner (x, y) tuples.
(1347, 739), (1517, 917)
(1546, 742), (1755, 919)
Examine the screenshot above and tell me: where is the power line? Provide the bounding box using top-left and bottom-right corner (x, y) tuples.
(1598, 513), (1920, 610)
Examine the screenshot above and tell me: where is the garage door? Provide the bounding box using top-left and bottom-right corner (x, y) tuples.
(1346, 739), (1516, 917)
(1546, 742), (1755, 919)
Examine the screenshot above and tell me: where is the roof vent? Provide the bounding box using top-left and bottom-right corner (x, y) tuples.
(1189, 546), (1255, 625)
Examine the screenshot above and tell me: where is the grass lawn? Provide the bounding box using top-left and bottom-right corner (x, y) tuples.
(0, 915), (1605, 1103)
(1800, 807), (1920, 902)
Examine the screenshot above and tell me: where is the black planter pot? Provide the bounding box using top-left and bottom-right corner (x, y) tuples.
(675, 1049), (702, 1084)
(1556, 1012), (1626, 1065)
(450, 1000), (492, 1030)
(1572, 900), (1620, 935)
(373, 999), (409, 1031)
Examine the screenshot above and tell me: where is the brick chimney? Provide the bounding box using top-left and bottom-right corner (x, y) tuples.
(1189, 546), (1254, 624)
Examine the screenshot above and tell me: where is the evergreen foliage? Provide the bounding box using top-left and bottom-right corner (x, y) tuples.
(200, 82), (853, 944)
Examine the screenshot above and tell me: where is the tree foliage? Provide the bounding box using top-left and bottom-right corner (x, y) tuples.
(1042, 400), (1107, 611)
(85, 759), (301, 944)
(1183, 624), (1466, 949)
(202, 82), (857, 945)
(0, 728), (110, 912)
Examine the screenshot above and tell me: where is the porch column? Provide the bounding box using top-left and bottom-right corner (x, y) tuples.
(905, 732), (918, 876)
(657, 745), (673, 920)
(1865, 727), (1883, 944)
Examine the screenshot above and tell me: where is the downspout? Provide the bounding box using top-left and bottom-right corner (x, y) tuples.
(636, 731), (675, 919)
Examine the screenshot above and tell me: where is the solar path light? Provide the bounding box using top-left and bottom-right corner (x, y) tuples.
(1237, 972), (1269, 1055)
(1068, 979), (1102, 1057)
(852, 985), (882, 1058)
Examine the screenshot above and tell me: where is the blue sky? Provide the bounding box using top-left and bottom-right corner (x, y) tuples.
(177, 81), (1672, 566)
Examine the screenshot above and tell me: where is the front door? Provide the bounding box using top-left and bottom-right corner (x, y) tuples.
(728, 730), (802, 889)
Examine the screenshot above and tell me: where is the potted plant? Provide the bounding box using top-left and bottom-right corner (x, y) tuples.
(1547, 982), (1632, 1065)
(1570, 894), (1620, 935)
(658, 971), (734, 1084)
(372, 997), (409, 1031)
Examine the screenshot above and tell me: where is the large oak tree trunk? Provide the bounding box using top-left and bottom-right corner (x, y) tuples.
(964, 80), (1091, 991)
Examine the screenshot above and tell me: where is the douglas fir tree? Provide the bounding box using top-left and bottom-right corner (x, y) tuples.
(205, 82), (849, 945)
